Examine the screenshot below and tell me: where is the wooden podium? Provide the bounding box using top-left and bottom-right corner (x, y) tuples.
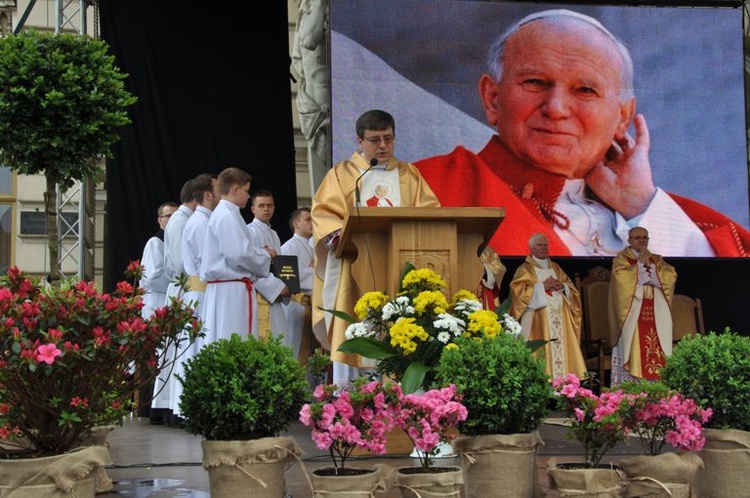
(336, 207), (504, 297)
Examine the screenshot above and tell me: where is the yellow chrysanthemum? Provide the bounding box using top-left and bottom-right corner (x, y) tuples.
(467, 309), (502, 338)
(353, 291), (390, 320)
(451, 289), (478, 305)
(389, 317), (429, 355)
(401, 268), (446, 291)
(444, 343), (458, 351)
(412, 290), (449, 315)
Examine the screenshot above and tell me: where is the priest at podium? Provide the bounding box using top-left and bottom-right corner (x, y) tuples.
(311, 109), (440, 386)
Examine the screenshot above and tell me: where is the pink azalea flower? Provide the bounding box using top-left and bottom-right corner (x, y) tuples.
(36, 343), (62, 365)
(396, 383), (467, 471)
(0, 261), (203, 458)
(299, 378), (403, 471)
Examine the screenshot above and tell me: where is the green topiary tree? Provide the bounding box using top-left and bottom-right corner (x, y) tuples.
(661, 329), (750, 431)
(434, 333), (553, 435)
(178, 334), (308, 441)
(0, 29), (137, 284)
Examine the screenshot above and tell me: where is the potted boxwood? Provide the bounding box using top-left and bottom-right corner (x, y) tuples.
(434, 332), (553, 498)
(177, 333), (308, 498)
(661, 329), (750, 498)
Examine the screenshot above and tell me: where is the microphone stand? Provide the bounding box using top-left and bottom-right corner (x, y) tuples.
(353, 156), (379, 289)
(354, 157), (379, 207)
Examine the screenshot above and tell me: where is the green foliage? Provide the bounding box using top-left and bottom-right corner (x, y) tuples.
(495, 296), (512, 316)
(661, 329), (750, 430)
(434, 333), (553, 435)
(178, 334), (308, 441)
(307, 347), (330, 387)
(617, 379), (672, 402)
(0, 30), (137, 189)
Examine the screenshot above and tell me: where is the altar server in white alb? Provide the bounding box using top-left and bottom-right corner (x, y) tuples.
(178, 173), (218, 342)
(200, 167), (275, 342)
(151, 179), (197, 423)
(139, 201), (178, 319)
(169, 172), (218, 420)
(247, 189), (291, 341)
(162, 179), (197, 305)
(138, 200), (176, 419)
(281, 207), (315, 361)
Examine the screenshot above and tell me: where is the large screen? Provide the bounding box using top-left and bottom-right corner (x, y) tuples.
(329, 0), (749, 257)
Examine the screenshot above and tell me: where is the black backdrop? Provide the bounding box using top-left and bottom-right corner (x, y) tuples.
(100, 1), (296, 290)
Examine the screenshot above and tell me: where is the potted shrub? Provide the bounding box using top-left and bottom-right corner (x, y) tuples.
(434, 332), (553, 498)
(548, 374), (640, 497)
(298, 377), (402, 496)
(0, 263), (200, 497)
(661, 329), (750, 498)
(0, 30), (136, 286)
(617, 380), (711, 456)
(616, 380), (710, 497)
(177, 333), (308, 498)
(392, 384), (467, 498)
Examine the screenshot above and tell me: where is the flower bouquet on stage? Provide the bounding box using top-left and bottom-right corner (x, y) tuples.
(336, 264), (522, 394)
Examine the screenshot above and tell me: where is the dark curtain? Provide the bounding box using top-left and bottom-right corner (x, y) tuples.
(100, 1), (296, 289)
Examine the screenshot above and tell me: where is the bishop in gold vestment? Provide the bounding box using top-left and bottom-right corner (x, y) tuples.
(609, 227), (676, 384)
(509, 233), (587, 380)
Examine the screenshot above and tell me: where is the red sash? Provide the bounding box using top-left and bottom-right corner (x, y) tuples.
(207, 277), (254, 334)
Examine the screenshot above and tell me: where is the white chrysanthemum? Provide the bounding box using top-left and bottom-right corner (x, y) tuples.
(454, 298), (482, 312)
(433, 313), (464, 336)
(453, 298), (482, 317)
(344, 322), (376, 339)
(437, 331), (452, 344)
(502, 313), (523, 337)
(382, 295), (414, 321)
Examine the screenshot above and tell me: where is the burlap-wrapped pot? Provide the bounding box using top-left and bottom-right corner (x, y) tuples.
(202, 436), (300, 498)
(0, 445), (111, 498)
(76, 425), (118, 494)
(394, 466), (463, 498)
(547, 458), (625, 498)
(620, 451), (703, 498)
(692, 428), (750, 498)
(452, 431), (543, 498)
(310, 463), (392, 497)
(661, 332), (750, 497)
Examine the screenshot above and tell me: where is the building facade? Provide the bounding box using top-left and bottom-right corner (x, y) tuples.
(2, 0), (313, 284)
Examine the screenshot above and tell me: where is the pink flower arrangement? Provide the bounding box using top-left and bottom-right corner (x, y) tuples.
(299, 377), (403, 473)
(397, 384), (468, 471)
(619, 380), (712, 455)
(554, 375), (713, 466)
(553, 374), (642, 467)
(0, 263), (201, 458)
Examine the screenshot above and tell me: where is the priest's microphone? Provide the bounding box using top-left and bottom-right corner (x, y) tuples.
(354, 157), (379, 207)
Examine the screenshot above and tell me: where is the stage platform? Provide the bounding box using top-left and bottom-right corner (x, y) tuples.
(96, 414), (643, 497)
